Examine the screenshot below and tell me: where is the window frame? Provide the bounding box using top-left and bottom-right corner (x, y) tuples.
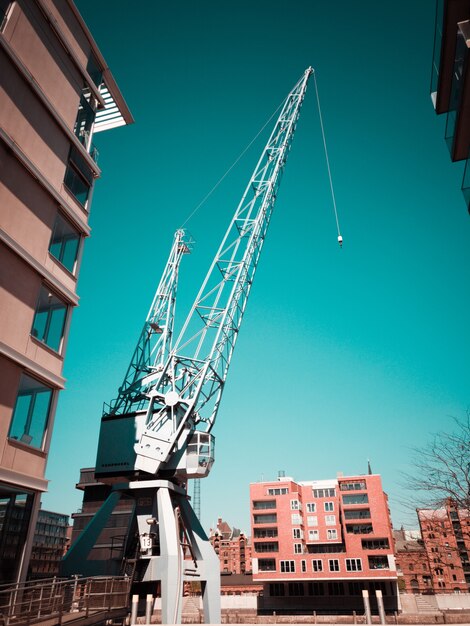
(312, 559), (323, 572)
(31, 285), (69, 354)
(8, 373), (54, 450)
(328, 558), (340, 572)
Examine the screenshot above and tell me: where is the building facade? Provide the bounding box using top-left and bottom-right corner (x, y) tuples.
(29, 509), (69, 579)
(393, 529), (432, 594)
(209, 517), (252, 575)
(418, 504), (470, 593)
(430, 0), (470, 210)
(250, 474), (398, 614)
(0, 0), (132, 584)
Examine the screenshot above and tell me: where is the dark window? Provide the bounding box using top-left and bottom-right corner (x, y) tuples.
(342, 494), (369, 505)
(312, 559), (323, 572)
(86, 53), (103, 87)
(269, 583), (284, 597)
(253, 513), (277, 524)
(280, 560), (295, 573)
(64, 147), (94, 206)
(328, 559), (340, 572)
(346, 524), (373, 535)
(349, 582), (363, 596)
(308, 543), (346, 553)
(254, 542), (278, 553)
(9, 373), (53, 449)
(344, 508), (371, 520)
(31, 285), (67, 352)
(288, 582), (304, 596)
(339, 481), (367, 491)
(328, 582), (344, 595)
(258, 559), (276, 571)
(307, 582), (324, 596)
(253, 500), (276, 510)
(49, 213), (81, 274)
(361, 538), (390, 550)
(368, 556), (389, 570)
(254, 528), (278, 538)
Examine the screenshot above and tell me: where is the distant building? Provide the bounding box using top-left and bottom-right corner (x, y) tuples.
(430, 0), (470, 211)
(250, 474), (398, 614)
(393, 528), (432, 594)
(29, 509), (69, 579)
(417, 503), (470, 592)
(209, 517), (252, 574)
(0, 0), (132, 584)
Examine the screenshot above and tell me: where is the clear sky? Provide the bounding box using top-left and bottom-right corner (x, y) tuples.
(43, 0), (470, 535)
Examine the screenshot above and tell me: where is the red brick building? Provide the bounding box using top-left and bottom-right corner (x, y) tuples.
(250, 474), (398, 614)
(393, 529), (432, 594)
(209, 517), (252, 575)
(417, 504), (470, 593)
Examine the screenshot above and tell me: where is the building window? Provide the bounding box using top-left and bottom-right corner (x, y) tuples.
(301, 559), (307, 572)
(324, 501), (334, 512)
(346, 523), (373, 534)
(254, 542), (278, 553)
(346, 558), (362, 572)
(325, 515), (336, 525)
(269, 583), (284, 596)
(253, 513), (277, 524)
(307, 515), (318, 526)
(253, 500), (276, 510)
(328, 559), (340, 572)
(64, 147), (94, 206)
(349, 582), (363, 596)
(361, 538), (390, 550)
(49, 213), (81, 274)
(313, 488), (336, 498)
(307, 582), (324, 595)
(86, 52), (103, 87)
(290, 499), (300, 510)
(258, 559), (276, 571)
(312, 559), (323, 572)
(369, 556), (389, 570)
(254, 528), (278, 538)
(344, 508), (371, 520)
(292, 528), (302, 539)
(288, 582), (304, 596)
(31, 285), (68, 353)
(294, 543), (303, 554)
(327, 529), (338, 540)
(291, 513), (301, 525)
(342, 494), (369, 505)
(308, 530), (319, 541)
(74, 91), (97, 149)
(267, 487), (288, 496)
(306, 502), (316, 513)
(280, 560), (295, 573)
(328, 582), (344, 595)
(339, 481), (366, 491)
(9, 373), (53, 449)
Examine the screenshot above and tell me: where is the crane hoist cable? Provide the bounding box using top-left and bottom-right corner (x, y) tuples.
(313, 71), (343, 248)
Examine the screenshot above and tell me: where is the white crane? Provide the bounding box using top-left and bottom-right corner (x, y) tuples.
(62, 68), (314, 624)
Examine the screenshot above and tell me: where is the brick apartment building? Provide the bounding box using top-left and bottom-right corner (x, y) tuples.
(250, 474), (398, 614)
(0, 0), (132, 583)
(418, 503), (470, 593)
(29, 509), (69, 579)
(394, 529), (432, 594)
(209, 517), (252, 574)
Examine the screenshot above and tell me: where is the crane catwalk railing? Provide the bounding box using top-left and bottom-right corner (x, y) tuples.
(0, 576), (130, 626)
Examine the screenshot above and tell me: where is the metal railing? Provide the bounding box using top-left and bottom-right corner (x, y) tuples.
(0, 576), (130, 626)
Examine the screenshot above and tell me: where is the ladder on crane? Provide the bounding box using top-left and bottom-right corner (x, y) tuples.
(62, 67), (314, 625)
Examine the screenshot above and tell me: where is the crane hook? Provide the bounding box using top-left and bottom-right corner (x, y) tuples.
(338, 234), (343, 248)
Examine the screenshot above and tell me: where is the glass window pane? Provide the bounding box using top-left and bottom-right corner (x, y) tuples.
(9, 374), (53, 449)
(49, 213), (80, 274)
(31, 285), (68, 352)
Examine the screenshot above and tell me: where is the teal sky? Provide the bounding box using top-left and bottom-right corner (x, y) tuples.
(43, 0), (470, 534)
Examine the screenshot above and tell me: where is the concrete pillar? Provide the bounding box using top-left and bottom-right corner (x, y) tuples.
(376, 589), (386, 624)
(362, 589), (372, 625)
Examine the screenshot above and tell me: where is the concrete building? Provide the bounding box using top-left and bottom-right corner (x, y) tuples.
(430, 0), (470, 210)
(393, 529), (433, 594)
(250, 474), (398, 614)
(209, 517), (252, 575)
(418, 503), (470, 592)
(29, 509), (69, 579)
(0, 0), (132, 584)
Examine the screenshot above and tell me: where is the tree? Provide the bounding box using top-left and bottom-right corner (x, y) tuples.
(403, 412), (470, 510)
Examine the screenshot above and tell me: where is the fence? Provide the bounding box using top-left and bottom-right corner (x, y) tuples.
(0, 576), (130, 626)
